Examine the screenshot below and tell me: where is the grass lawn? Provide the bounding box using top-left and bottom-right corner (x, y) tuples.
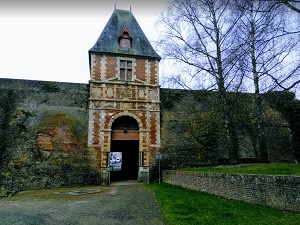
(179, 163), (300, 176)
(151, 183), (300, 225)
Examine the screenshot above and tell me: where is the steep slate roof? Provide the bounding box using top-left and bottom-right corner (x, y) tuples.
(89, 9), (161, 60)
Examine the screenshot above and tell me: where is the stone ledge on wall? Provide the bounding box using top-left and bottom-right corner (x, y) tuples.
(163, 170), (300, 213)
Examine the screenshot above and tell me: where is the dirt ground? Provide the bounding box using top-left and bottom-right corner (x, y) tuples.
(0, 181), (165, 225)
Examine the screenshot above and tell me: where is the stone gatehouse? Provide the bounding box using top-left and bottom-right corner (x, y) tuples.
(88, 9), (161, 184)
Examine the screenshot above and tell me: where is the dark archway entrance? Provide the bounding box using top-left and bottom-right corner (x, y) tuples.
(110, 140), (139, 181)
(110, 116), (139, 182)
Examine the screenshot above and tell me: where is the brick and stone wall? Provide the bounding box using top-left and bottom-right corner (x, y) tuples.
(163, 170), (300, 213)
(88, 53), (161, 184)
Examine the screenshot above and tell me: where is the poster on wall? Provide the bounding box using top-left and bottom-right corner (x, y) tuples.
(110, 152), (122, 171)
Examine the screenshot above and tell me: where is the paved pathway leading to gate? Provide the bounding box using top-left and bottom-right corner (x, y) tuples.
(0, 181), (165, 225)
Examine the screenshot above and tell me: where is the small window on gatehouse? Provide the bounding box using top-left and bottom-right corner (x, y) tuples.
(120, 59), (133, 81)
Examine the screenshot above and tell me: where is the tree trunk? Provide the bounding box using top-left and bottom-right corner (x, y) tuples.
(213, 8), (239, 164)
(250, 17), (269, 163)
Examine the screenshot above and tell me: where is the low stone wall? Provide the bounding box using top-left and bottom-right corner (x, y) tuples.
(163, 170), (300, 213)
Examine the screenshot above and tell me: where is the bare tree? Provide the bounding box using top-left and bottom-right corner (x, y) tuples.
(277, 0), (300, 14)
(233, 0), (300, 162)
(269, 1), (300, 93)
(158, 0), (243, 163)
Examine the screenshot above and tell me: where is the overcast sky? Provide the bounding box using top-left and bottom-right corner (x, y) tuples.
(0, 0), (167, 84)
(1, 1), (299, 99)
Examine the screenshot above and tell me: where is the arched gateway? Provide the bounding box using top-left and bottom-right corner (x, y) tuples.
(110, 116), (139, 181)
(87, 9), (161, 185)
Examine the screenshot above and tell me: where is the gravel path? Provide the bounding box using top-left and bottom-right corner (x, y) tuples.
(0, 181), (165, 225)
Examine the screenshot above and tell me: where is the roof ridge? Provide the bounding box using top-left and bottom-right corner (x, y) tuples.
(114, 8), (131, 13)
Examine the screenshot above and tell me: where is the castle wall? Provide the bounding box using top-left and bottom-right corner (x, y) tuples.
(159, 89), (295, 167)
(0, 78), (94, 193)
(0, 78), (296, 193)
(0, 78), (89, 152)
(163, 170), (300, 213)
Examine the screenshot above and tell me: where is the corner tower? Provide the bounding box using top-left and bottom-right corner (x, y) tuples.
(88, 9), (161, 184)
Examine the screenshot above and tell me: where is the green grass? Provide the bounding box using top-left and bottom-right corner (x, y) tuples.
(179, 163), (300, 176)
(151, 183), (300, 225)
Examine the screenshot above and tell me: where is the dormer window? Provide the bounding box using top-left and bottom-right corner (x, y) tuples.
(119, 27), (132, 49)
(120, 39), (131, 48)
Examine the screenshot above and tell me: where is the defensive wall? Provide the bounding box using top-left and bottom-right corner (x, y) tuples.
(163, 170), (300, 213)
(0, 78), (91, 193)
(0, 78), (294, 165)
(0, 78), (298, 194)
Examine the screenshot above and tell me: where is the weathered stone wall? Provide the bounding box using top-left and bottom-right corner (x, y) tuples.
(160, 89), (295, 168)
(163, 170), (300, 213)
(0, 78), (98, 195)
(0, 78), (89, 152)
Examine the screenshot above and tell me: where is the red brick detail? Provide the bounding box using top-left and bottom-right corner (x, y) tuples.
(92, 111), (100, 145)
(149, 60), (157, 85)
(135, 59), (146, 82)
(104, 110), (117, 129)
(92, 56), (101, 81)
(139, 112), (147, 129)
(104, 135), (108, 144)
(106, 56), (117, 79)
(104, 117), (110, 130)
(150, 113), (157, 144)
